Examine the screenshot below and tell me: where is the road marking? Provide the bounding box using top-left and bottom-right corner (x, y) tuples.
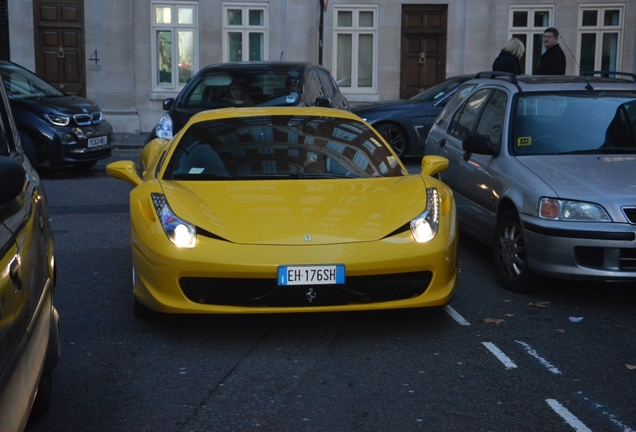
(574, 391), (636, 432)
(444, 305), (471, 325)
(482, 342), (517, 369)
(545, 399), (592, 432)
(515, 340), (562, 375)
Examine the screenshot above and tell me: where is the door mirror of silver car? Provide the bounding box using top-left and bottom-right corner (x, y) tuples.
(315, 97), (332, 108)
(462, 135), (498, 156)
(0, 156), (26, 205)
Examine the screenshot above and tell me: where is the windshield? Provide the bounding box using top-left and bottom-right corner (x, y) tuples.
(512, 92), (636, 155)
(0, 63), (63, 100)
(163, 115), (405, 180)
(179, 65), (304, 109)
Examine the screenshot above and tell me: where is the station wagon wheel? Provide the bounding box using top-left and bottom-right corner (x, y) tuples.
(492, 210), (537, 293)
(375, 122), (408, 157)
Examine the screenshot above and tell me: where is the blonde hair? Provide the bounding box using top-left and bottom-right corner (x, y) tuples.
(503, 38), (525, 59)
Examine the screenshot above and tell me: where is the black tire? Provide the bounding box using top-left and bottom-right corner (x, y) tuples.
(29, 372), (53, 420)
(375, 122), (408, 157)
(492, 210), (537, 293)
(18, 130), (38, 167)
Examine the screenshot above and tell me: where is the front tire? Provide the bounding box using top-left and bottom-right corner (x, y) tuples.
(492, 210), (537, 293)
(375, 122), (408, 157)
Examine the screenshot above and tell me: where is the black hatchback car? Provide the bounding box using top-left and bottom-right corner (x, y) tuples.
(147, 61), (350, 142)
(0, 60), (113, 170)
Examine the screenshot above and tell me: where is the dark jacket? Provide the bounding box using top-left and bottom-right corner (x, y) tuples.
(535, 44), (566, 75)
(492, 50), (521, 75)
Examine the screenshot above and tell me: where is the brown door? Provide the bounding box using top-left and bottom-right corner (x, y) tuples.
(33, 0), (85, 97)
(400, 5), (447, 99)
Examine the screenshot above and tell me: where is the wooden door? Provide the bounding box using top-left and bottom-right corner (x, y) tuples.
(400, 5), (447, 99)
(34, 0), (85, 97)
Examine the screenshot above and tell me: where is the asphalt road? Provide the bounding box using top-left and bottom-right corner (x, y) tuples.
(25, 149), (636, 432)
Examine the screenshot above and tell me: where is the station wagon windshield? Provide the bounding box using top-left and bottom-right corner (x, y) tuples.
(512, 93), (636, 155)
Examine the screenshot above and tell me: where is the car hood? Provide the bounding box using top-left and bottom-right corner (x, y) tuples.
(160, 176), (429, 245)
(516, 155), (636, 201)
(16, 95), (101, 115)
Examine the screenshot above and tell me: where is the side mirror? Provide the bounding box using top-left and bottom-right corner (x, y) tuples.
(315, 97), (332, 108)
(162, 98), (175, 111)
(462, 135), (498, 156)
(0, 156), (26, 205)
(106, 160), (143, 187)
(420, 155), (449, 177)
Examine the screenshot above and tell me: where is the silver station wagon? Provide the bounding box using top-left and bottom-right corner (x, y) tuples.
(426, 71), (636, 292)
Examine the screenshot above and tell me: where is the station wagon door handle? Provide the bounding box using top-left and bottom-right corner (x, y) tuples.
(439, 139), (446, 148)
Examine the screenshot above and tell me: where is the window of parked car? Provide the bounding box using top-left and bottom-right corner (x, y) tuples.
(333, 5), (378, 94)
(222, 4), (269, 62)
(152, 2), (198, 90)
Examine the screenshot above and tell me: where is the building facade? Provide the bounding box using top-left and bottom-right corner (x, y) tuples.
(6, 0), (636, 134)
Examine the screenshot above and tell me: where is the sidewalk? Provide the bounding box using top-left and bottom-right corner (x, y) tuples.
(113, 132), (148, 149)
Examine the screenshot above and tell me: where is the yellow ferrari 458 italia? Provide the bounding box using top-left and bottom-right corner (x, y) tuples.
(107, 107), (458, 316)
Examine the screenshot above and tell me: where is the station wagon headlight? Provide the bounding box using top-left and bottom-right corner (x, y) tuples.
(44, 113), (71, 126)
(538, 198), (611, 222)
(156, 113), (173, 139)
(151, 193), (196, 247)
(411, 188), (440, 243)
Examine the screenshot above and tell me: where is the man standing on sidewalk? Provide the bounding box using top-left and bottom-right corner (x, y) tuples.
(535, 27), (566, 75)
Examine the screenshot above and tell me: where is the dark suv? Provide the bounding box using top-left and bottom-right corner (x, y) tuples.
(426, 71), (636, 292)
(0, 64), (60, 429)
(147, 61), (350, 142)
(0, 60), (113, 170)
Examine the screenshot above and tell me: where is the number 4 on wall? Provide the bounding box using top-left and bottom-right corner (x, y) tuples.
(89, 50), (100, 64)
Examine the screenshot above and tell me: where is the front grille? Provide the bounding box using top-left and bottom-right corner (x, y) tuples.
(623, 207), (636, 224)
(180, 271), (433, 307)
(575, 247), (636, 270)
(73, 112), (103, 126)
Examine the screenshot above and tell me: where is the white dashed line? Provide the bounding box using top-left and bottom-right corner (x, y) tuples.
(545, 399), (592, 432)
(444, 305), (471, 325)
(482, 342), (517, 369)
(515, 340), (562, 375)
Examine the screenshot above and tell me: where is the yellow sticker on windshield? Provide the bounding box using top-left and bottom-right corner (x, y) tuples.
(517, 137), (532, 146)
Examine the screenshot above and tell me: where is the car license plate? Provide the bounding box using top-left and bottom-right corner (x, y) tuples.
(278, 265), (345, 286)
(88, 135), (109, 148)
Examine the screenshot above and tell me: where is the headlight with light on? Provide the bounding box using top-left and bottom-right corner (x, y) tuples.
(410, 187), (440, 243)
(156, 113), (173, 139)
(538, 198), (611, 222)
(44, 113), (71, 126)
(151, 193), (196, 248)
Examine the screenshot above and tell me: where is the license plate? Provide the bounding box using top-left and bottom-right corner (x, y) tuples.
(88, 135), (109, 148)
(278, 265), (345, 286)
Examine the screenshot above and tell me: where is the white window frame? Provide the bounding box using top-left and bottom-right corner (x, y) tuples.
(508, 5), (555, 74)
(332, 4), (378, 95)
(222, 3), (269, 62)
(151, 1), (198, 92)
(577, 4), (624, 74)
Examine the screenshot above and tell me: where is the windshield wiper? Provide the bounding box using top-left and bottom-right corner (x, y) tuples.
(564, 147), (636, 155)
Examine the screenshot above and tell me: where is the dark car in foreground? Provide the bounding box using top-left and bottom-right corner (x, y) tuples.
(426, 71), (636, 292)
(353, 74), (475, 157)
(147, 61), (350, 142)
(0, 60), (113, 170)
(0, 66), (60, 431)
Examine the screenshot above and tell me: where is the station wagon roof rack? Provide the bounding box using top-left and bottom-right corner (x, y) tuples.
(474, 71), (518, 84)
(580, 71), (636, 82)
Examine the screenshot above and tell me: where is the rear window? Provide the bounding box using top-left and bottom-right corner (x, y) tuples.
(163, 115), (405, 180)
(512, 92), (636, 155)
(179, 65), (304, 109)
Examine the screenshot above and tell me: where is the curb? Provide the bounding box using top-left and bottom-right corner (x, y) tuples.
(113, 132), (147, 149)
